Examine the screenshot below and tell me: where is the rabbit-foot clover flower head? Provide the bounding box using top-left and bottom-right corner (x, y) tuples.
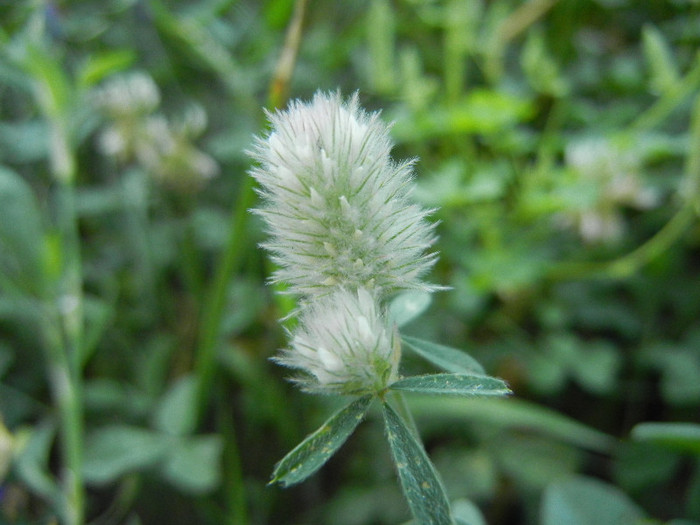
(275, 288), (400, 395)
(249, 91), (439, 298)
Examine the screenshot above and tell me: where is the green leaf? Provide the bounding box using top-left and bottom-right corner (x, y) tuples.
(0, 120), (49, 164)
(161, 435), (223, 494)
(660, 352), (700, 405)
(491, 434), (581, 489)
(81, 296), (114, 368)
(452, 499), (487, 525)
(18, 43), (72, 119)
(390, 373), (510, 397)
(570, 341), (621, 395)
(382, 401), (453, 525)
(522, 29), (568, 96)
(0, 166), (45, 293)
(541, 476), (645, 525)
(270, 395), (373, 487)
(631, 422), (700, 455)
(407, 397), (615, 453)
(77, 50), (136, 89)
(613, 442), (681, 493)
(392, 89), (533, 142)
(83, 425), (169, 485)
(389, 291), (432, 327)
(402, 335), (485, 374)
(13, 421), (59, 502)
(153, 374), (197, 436)
(643, 24), (680, 94)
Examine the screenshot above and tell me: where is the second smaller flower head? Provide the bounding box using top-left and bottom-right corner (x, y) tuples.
(275, 288), (400, 395)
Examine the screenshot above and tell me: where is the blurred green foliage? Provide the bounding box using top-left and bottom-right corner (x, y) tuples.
(1, 0), (700, 523)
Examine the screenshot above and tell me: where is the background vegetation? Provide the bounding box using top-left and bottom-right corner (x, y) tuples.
(1, 0), (700, 523)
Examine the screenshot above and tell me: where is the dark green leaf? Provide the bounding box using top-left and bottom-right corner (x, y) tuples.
(613, 442), (681, 493)
(402, 335), (485, 374)
(631, 422), (700, 454)
(542, 476), (645, 525)
(0, 166), (45, 293)
(390, 373), (510, 397)
(382, 401), (453, 525)
(81, 296), (114, 368)
(271, 395), (373, 487)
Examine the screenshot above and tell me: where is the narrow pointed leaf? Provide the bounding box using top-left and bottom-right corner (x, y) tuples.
(271, 395), (373, 487)
(390, 373), (511, 397)
(402, 335), (484, 374)
(383, 401), (453, 525)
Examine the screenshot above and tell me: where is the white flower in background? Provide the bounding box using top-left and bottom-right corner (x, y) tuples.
(249, 91), (438, 298)
(563, 137), (657, 243)
(93, 72), (218, 189)
(140, 115), (219, 188)
(275, 288), (399, 394)
(92, 71), (160, 118)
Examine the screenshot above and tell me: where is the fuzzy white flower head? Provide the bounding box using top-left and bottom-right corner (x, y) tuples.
(249, 91), (439, 298)
(275, 287), (399, 394)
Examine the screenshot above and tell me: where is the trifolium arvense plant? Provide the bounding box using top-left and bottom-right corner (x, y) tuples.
(249, 91), (510, 524)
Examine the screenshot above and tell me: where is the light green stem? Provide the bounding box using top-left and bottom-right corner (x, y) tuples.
(46, 154), (86, 525)
(546, 204), (696, 281)
(45, 327), (85, 525)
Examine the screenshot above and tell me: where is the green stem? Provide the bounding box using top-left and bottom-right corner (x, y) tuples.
(191, 5), (308, 524)
(53, 346), (85, 525)
(498, 0), (559, 44)
(546, 204), (696, 281)
(47, 173), (86, 525)
(194, 174), (256, 421)
(267, 0), (308, 110)
(218, 394), (248, 525)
